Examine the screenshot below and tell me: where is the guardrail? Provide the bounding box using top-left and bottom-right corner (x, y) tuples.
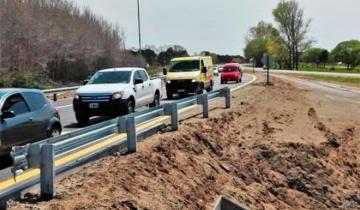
(1, 87), (231, 203)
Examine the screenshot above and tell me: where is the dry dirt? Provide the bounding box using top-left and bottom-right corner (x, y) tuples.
(8, 75), (360, 210)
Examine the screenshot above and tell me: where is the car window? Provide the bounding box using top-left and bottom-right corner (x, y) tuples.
(2, 94), (30, 115)
(139, 70), (149, 81)
(133, 71), (142, 83)
(22, 92), (47, 111)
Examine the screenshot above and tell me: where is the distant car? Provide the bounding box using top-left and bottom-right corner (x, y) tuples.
(221, 63), (243, 84)
(0, 89), (62, 156)
(214, 66), (219, 76)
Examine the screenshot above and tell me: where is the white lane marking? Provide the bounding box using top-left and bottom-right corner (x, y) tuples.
(231, 74), (257, 92)
(56, 104), (73, 109)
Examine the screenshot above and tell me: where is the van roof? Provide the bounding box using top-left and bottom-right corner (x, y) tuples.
(171, 56), (205, 62)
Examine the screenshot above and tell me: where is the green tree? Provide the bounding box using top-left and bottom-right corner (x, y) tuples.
(244, 38), (268, 67)
(302, 48), (328, 67)
(273, 0), (312, 70)
(244, 22), (280, 67)
(330, 40), (360, 69)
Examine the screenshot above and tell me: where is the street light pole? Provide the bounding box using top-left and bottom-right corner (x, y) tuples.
(137, 0), (142, 53)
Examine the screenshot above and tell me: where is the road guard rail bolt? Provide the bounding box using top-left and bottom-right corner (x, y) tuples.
(40, 144), (55, 199)
(164, 103), (178, 131)
(126, 115), (137, 153)
(197, 94), (209, 118)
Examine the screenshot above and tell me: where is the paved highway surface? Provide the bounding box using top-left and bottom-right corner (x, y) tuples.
(0, 74), (253, 181)
(55, 74), (254, 133)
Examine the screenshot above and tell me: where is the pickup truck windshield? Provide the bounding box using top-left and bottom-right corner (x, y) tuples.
(169, 60), (200, 72)
(88, 71), (131, 84)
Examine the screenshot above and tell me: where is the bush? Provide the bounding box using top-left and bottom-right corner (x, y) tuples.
(11, 74), (39, 88)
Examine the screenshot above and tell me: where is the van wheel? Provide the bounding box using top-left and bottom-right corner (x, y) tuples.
(206, 83), (213, 92)
(150, 93), (160, 107)
(48, 125), (61, 138)
(76, 113), (89, 125)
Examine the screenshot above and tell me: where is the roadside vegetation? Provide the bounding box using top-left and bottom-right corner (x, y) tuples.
(302, 75), (360, 85)
(244, 0), (360, 73)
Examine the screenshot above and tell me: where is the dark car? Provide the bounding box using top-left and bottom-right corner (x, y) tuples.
(0, 89), (62, 156)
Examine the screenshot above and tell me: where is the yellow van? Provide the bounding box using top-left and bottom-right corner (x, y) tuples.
(164, 56), (214, 99)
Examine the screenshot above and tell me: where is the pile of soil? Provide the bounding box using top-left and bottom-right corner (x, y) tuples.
(8, 76), (360, 210)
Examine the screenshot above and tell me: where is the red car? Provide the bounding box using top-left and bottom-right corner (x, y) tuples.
(221, 63), (242, 84)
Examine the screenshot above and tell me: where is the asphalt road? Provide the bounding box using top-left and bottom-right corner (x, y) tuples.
(55, 74), (254, 133)
(0, 74), (253, 181)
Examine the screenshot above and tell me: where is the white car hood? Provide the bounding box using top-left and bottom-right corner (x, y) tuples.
(76, 83), (129, 95)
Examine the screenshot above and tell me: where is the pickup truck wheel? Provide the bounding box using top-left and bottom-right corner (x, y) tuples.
(150, 93), (160, 107)
(126, 99), (135, 114)
(76, 113), (89, 125)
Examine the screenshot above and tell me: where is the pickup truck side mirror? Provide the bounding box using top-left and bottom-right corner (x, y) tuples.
(83, 80), (89, 85)
(1, 110), (16, 121)
(163, 68), (167, 76)
(134, 78), (144, 85)
(201, 67), (207, 73)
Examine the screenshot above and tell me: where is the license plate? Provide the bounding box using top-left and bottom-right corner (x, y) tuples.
(89, 103), (99, 109)
(177, 89), (185, 93)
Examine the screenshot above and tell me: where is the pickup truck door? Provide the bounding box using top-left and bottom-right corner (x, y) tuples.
(139, 70), (154, 105)
(133, 70), (146, 108)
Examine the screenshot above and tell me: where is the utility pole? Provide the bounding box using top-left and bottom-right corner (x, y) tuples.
(137, 0), (142, 54)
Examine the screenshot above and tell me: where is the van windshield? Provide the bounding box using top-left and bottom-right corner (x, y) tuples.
(169, 60), (200, 72)
(88, 71), (131, 84)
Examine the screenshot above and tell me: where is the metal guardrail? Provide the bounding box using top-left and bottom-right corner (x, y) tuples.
(1, 87), (231, 203)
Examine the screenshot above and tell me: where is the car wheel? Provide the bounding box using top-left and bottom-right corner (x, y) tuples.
(239, 77), (242, 83)
(76, 112), (89, 125)
(48, 125), (61, 138)
(150, 93), (160, 107)
(126, 99), (135, 114)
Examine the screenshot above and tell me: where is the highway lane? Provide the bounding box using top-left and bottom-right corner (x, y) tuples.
(55, 74), (254, 133)
(0, 74), (253, 181)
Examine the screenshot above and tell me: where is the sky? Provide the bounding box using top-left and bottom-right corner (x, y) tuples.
(72, 0), (360, 55)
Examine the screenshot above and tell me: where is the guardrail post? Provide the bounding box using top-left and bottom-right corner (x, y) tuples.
(197, 94), (209, 118)
(118, 116), (127, 133)
(53, 93), (57, 102)
(40, 144), (55, 199)
(126, 115), (137, 153)
(164, 103), (178, 131)
(221, 87), (231, 109)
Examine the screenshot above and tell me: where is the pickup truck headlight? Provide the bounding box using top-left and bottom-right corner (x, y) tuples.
(112, 92), (124, 100)
(74, 94), (80, 100)
(167, 80), (171, 84)
(192, 79), (198, 83)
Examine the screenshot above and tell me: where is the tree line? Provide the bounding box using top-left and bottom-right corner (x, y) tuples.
(0, 0), (144, 88)
(135, 45), (243, 68)
(244, 0), (360, 70)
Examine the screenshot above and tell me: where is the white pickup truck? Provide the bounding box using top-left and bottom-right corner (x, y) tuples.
(73, 67), (162, 124)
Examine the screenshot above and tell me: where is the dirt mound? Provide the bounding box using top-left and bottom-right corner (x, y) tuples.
(8, 76), (360, 210)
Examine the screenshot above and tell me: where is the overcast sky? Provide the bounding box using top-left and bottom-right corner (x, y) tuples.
(72, 0), (360, 55)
